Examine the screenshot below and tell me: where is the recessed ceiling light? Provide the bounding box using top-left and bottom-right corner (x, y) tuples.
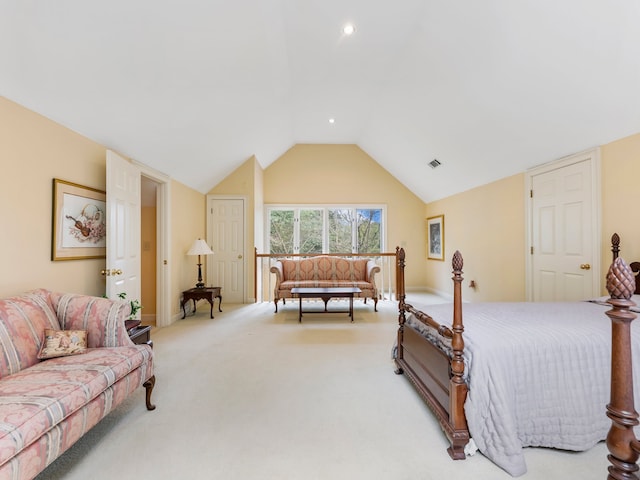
(328, 118), (335, 124)
(343, 23), (355, 36)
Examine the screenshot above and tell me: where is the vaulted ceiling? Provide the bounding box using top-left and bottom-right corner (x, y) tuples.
(2, 1), (639, 203)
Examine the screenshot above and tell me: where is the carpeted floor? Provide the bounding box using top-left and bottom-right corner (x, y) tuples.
(36, 295), (608, 479)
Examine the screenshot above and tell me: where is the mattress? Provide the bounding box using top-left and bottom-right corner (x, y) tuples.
(403, 299), (640, 476)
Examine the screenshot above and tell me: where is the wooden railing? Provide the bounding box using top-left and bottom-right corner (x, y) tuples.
(254, 249), (399, 304)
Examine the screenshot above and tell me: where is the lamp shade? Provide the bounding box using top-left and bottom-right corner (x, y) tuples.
(187, 239), (214, 256)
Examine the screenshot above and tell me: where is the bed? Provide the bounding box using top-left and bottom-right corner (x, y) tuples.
(393, 233), (640, 477)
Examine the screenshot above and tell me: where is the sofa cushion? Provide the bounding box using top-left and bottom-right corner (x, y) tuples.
(50, 293), (132, 348)
(37, 330), (87, 360)
(0, 345), (151, 466)
(0, 290), (60, 379)
(281, 257), (369, 282)
(280, 280), (374, 292)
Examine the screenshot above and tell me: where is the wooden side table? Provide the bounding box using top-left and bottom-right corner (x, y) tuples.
(181, 287), (222, 319)
(129, 325), (153, 348)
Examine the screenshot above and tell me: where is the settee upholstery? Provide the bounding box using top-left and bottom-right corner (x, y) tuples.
(270, 255), (380, 312)
(0, 289), (155, 480)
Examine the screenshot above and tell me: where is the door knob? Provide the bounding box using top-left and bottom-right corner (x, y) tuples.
(237, 255), (243, 259)
(102, 269), (123, 276)
(580, 264), (591, 270)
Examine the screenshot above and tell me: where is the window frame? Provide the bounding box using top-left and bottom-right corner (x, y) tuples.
(266, 204), (386, 254)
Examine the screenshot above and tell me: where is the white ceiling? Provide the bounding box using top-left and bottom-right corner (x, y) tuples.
(2, 1), (640, 203)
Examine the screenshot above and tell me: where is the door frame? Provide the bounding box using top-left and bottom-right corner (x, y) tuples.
(135, 161), (172, 327)
(206, 195), (248, 303)
(524, 148), (602, 301)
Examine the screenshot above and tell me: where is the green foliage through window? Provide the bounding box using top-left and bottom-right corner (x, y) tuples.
(268, 206), (383, 254)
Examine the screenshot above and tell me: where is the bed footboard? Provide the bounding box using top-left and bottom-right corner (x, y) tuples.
(394, 247), (469, 459)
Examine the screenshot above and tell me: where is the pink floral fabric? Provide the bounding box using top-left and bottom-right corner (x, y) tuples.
(0, 346), (152, 471)
(281, 257), (369, 282)
(0, 290), (60, 378)
(49, 293), (133, 348)
(0, 362), (149, 480)
(272, 257), (379, 303)
(0, 290), (154, 479)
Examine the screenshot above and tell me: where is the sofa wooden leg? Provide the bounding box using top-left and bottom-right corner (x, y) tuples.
(144, 375), (156, 410)
(373, 297), (378, 312)
(274, 299), (279, 313)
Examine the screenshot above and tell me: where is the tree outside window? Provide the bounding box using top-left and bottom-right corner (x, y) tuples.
(268, 206), (383, 254)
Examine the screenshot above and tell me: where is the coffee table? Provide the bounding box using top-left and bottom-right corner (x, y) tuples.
(290, 287), (362, 323)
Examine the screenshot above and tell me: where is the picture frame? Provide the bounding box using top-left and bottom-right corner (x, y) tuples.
(52, 178), (106, 261)
(426, 214), (444, 261)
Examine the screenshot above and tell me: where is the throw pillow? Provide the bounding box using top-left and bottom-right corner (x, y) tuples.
(37, 329), (87, 360)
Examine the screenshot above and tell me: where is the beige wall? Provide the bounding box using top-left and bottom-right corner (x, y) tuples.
(263, 144), (427, 288)
(6, 91), (639, 308)
(0, 97), (206, 325)
(253, 158), (265, 254)
(601, 132), (640, 274)
(171, 180), (208, 314)
(423, 134), (640, 302)
(207, 156), (260, 301)
(425, 174), (526, 301)
(0, 96), (107, 297)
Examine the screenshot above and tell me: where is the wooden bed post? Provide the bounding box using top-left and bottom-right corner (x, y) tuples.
(396, 247), (406, 312)
(605, 256), (640, 479)
(395, 247), (406, 370)
(448, 250), (469, 459)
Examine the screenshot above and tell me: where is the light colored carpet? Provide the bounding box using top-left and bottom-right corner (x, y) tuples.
(37, 294), (608, 480)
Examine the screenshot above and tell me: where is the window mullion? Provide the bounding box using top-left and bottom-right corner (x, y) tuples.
(351, 208), (357, 253)
(293, 209), (300, 253)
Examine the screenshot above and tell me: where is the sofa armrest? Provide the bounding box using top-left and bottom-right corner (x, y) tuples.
(49, 292), (134, 348)
(270, 261), (284, 288)
(366, 260), (381, 285)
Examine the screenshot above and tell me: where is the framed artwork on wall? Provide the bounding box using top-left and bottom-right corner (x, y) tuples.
(52, 178), (106, 261)
(426, 214), (444, 261)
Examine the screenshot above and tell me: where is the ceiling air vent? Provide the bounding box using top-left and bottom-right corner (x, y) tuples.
(428, 159), (441, 169)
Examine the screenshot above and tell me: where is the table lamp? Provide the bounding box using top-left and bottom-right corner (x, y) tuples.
(187, 239), (214, 288)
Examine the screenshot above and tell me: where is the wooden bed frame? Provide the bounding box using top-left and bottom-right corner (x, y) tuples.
(393, 233), (640, 476)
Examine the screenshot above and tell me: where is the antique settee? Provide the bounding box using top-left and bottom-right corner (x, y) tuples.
(270, 255), (380, 312)
(0, 289), (155, 480)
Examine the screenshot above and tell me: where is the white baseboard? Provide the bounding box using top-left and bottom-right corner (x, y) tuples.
(404, 286), (453, 301)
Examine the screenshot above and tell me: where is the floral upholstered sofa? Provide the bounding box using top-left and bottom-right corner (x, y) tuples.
(0, 289), (155, 480)
(270, 255), (380, 313)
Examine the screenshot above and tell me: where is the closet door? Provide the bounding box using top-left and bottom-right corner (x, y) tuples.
(208, 197), (246, 304)
(528, 150), (600, 301)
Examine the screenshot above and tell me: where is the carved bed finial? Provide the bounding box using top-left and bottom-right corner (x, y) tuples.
(612, 233), (621, 259)
(607, 257), (635, 300)
(452, 250), (463, 272)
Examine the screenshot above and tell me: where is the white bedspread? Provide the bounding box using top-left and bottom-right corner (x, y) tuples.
(405, 300), (640, 477)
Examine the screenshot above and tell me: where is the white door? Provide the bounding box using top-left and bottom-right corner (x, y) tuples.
(528, 150), (600, 301)
(106, 150), (141, 316)
(207, 197), (245, 303)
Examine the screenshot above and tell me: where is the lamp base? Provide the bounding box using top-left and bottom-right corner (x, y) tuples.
(195, 261), (205, 289)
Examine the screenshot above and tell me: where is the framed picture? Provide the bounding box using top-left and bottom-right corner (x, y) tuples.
(52, 178), (106, 261)
(426, 215), (444, 261)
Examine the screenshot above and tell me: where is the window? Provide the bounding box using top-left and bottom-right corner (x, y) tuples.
(267, 206), (384, 254)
